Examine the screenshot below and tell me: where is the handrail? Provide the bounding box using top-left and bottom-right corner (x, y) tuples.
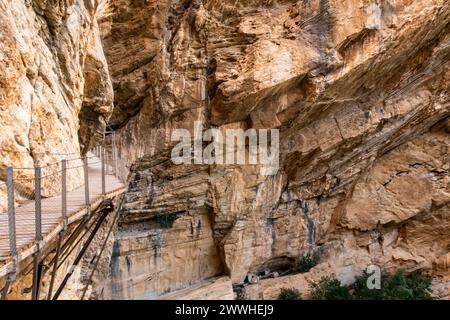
(0, 132), (128, 300)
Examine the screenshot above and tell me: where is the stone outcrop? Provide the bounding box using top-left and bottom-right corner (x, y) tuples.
(0, 0), (113, 210)
(101, 0), (450, 299)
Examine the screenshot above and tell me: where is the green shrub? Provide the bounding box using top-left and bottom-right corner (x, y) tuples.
(293, 253), (318, 274)
(309, 277), (352, 300)
(351, 269), (432, 300)
(383, 270), (432, 300)
(278, 288), (302, 300)
(308, 269), (433, 300)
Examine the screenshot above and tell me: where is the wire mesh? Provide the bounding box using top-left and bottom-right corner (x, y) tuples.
(0, 134), (130, 261)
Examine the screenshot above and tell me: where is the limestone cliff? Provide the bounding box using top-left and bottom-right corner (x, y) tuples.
(99, 0), (450, 299)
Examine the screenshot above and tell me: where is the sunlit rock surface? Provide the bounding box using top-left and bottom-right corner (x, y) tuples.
(0, 0), (113, 209)
(100, 0), (449, 299)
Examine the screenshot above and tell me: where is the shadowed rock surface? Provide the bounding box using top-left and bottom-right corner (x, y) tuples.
(99, 0), (450, 299)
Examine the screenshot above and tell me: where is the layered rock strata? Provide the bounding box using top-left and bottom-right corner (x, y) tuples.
(100, 0), (450, 299)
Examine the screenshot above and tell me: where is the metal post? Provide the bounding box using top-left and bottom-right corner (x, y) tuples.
(32, 165), (42, 300)
(105, 149), (109, 175)
(112, 132), (117, 176)
(83, 156), (90, 211)
(61, 159), (68, 229)
(118, 157), (122, 182)
(1, 279), (11, 300)
(34, 166), (42, 241)
(2, 166), (17, 299)
(6, 167), (17, 257)
(31, 258), (39, 299)
(101, 147), (106, 195)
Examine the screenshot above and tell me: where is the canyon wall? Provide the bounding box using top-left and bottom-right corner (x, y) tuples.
(100, 0), (450, 299)
(0, 0), (113, 210)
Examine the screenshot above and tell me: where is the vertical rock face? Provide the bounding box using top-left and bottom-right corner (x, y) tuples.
(1, 0), (448, 300)
(101, 0), (450, 299)
(0, 0), (113, 209)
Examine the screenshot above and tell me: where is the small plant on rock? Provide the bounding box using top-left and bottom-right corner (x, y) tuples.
(382, 269), (432, 300)
(309, 277), (352, 300)
(278, 288), (302, 300)
(293, 252), (319, 274)
(351, 268), (433, 300)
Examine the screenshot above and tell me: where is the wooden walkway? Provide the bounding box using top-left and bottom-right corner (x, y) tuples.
(0, 153), (126, 276)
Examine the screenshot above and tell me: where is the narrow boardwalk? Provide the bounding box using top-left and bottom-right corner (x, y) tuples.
(0, 153), (126, 266)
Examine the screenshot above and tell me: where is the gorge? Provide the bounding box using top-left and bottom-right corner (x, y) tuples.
(0, 0), (449, 300)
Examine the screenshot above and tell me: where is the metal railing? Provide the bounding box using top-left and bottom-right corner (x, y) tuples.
(0, 132), (128, 300)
